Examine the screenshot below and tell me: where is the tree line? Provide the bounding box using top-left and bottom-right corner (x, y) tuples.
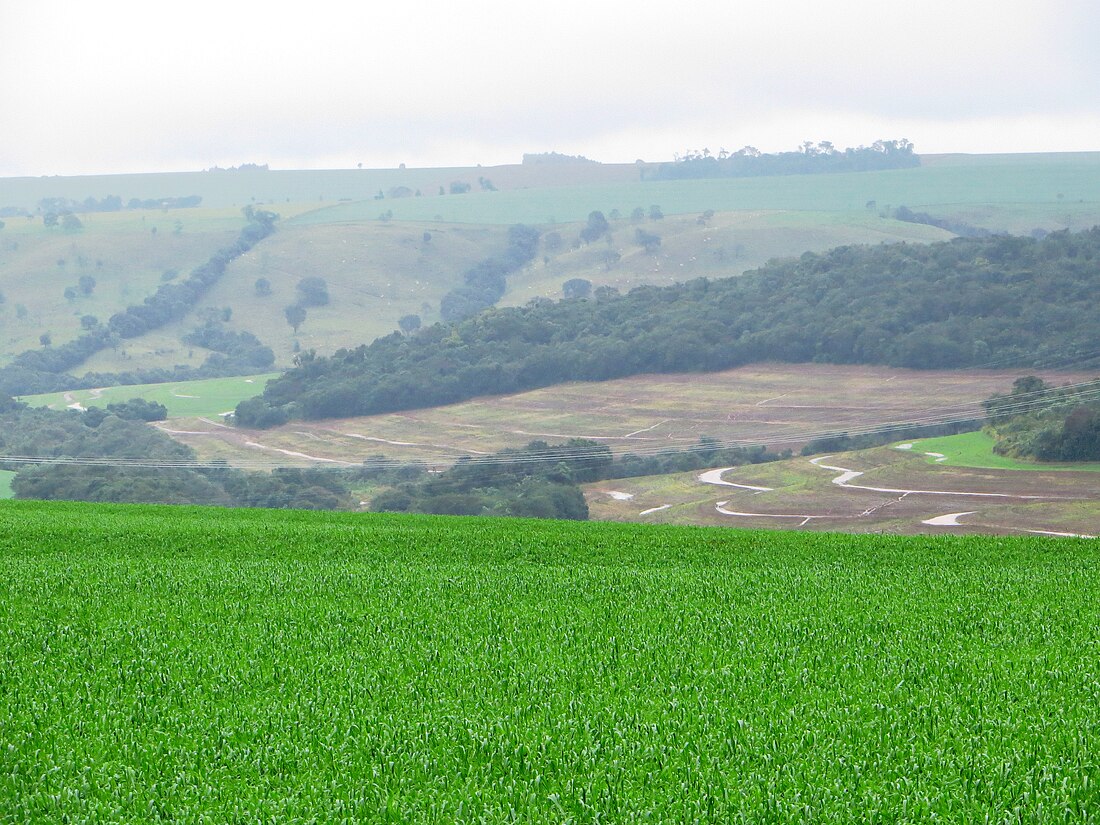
(649, 140), (919, 180)
(236, 228), (1100, 426)
(438, 224), (541, 322)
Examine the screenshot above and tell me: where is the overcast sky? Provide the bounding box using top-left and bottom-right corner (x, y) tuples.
(2, 0), (1098, 176)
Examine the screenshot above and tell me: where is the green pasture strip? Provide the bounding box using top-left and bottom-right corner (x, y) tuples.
(18, 373), (278, 418)
(289, 156), (1100, 226)
(1, 500), (1097, 821)
(0, 471), (13, 499)
(0, 167), (528, 211)
(907, 431), (1100, 472)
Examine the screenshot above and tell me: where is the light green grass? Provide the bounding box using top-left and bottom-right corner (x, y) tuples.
(906, 431), (1100, 472)
(2, 501), (1099, 820)
(290, 154), (1100, 226)
(19, 373), (278, 418)
(0, 471), (13, 499)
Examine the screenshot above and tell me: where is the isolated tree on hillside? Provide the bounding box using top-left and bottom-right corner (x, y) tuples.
(543, 231), (563, 254)
(285, 304), (306, 333)
(398, 314), (422, 334)
(635, 228), (661, 254)
(579, 211), (610, 244)
(78, 274), (96, 295)
(254, 277), (272, 297)
(296, 276), (329, 307)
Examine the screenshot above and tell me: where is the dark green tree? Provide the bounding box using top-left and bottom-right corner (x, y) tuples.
(284, 304), (306, 332)
(296, 276), (329, 307)
(562, 278), (592, 299)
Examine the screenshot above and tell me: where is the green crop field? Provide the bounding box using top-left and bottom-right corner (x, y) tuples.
(0, 471), (13, 499)
(19, 373), (278, 418)
(2, 500), (1098, 821)
(906, 431), (1100, 472)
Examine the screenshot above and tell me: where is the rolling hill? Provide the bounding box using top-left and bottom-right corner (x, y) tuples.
(2, 152), (1098, 385)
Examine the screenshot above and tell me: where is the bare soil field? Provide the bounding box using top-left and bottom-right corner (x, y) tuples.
(156, 363), (1094, 470)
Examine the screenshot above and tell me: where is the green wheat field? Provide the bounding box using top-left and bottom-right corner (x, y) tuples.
(1, 500), (1098, 821)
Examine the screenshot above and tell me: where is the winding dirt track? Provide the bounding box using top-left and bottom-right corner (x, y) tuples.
(698, 457), (1090, 533)
(808, 456), (1061, 500)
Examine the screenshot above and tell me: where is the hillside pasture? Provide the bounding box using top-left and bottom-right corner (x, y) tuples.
(153, 364), (1093, 469)
(2, 500), (1098, 820)
(0, 209), (242, 364)
(289, 152), (1100, 227)
(69, 211), (950, 371)
(0, 163), (641, 212)
(5, 153), (1100, 378)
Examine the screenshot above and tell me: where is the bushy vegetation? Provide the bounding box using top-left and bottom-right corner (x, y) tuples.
(984, 376), (1100, 461)
(238, 228), (1100, 425)
(181, 320), (276, 373)
(0, 396), (352, 509)
(2, 501), (1098, 820)
(371, 439), (606, 519)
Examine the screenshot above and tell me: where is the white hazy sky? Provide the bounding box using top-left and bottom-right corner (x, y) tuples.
(2, 0), (1098, 176)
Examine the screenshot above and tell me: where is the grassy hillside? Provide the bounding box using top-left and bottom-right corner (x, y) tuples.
(2, 500), (1097, 820)
(4, 152), (1099, 378)
(68, 212), (949, 370)
(0, 209), (242, 366)
(0, 163), (640, 212)
(291, 152), (1100, 227)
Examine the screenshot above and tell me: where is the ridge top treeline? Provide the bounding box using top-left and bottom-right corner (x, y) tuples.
(236, 227), (1100, 427)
